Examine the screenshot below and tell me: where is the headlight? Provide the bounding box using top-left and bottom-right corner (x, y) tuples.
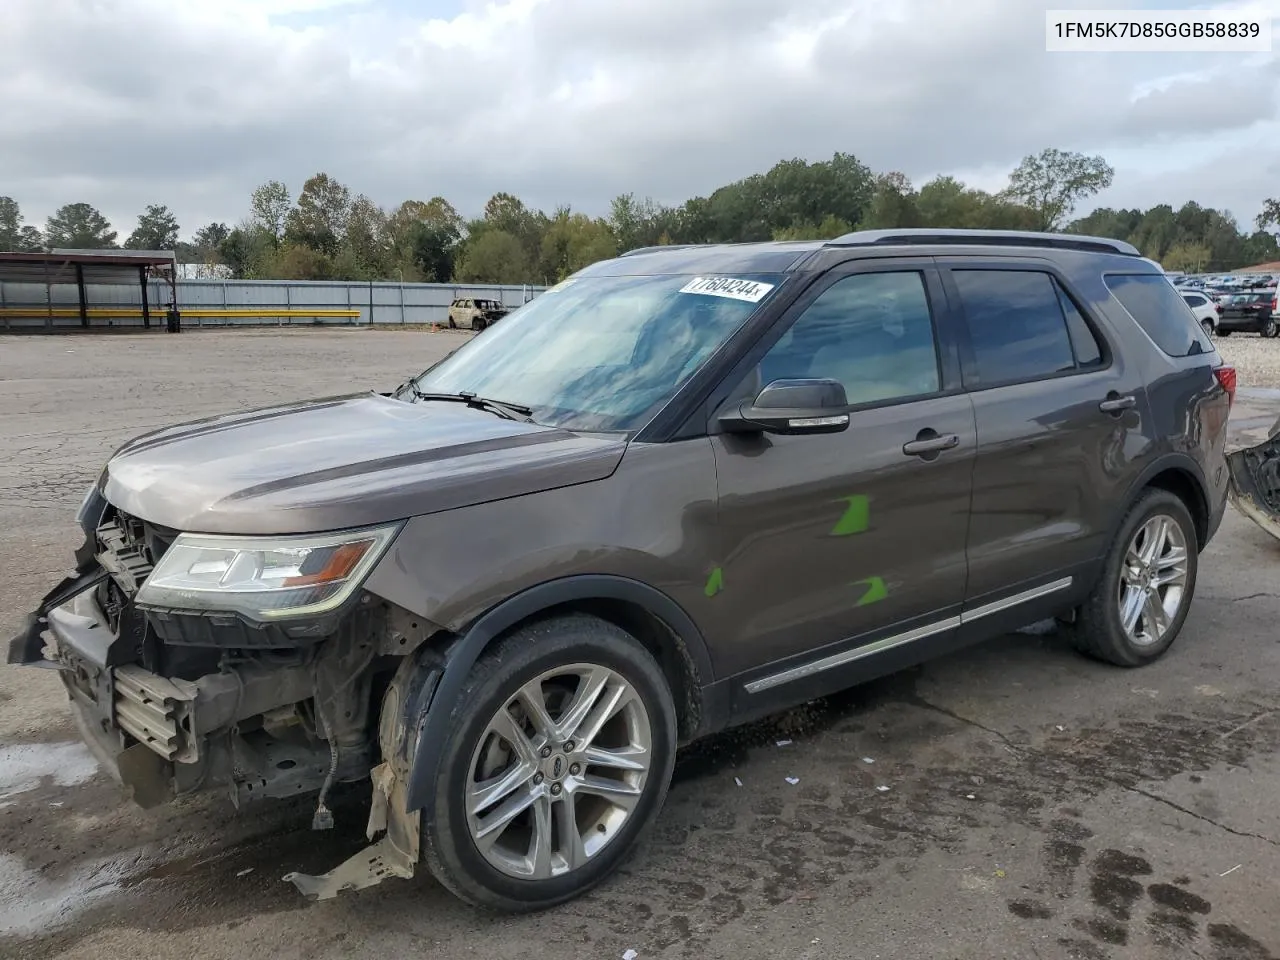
(135, 523), (401, 621)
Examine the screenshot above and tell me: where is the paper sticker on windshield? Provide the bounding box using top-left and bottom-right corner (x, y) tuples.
(679, 277), (775, 303)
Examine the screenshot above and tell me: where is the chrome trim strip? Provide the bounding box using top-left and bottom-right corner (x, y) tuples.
(960, 576), (1073, 624)
(743, 616), (961, 694)
(743, 577), (1074, 695)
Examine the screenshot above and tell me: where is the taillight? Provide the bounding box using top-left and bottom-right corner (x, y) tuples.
(1214, 365), (1236, 406)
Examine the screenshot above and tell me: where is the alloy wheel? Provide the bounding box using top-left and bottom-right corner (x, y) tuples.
(1116, 514), (1189, 647)
(465, 663), (653, 880)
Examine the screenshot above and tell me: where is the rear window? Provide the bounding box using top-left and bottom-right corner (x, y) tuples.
(1104, 274), (1213, 357)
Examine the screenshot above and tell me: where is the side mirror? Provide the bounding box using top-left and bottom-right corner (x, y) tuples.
(719, 378), (850, 436)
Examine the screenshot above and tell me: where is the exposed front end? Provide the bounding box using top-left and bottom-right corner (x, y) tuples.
(9, 487), (415, 813)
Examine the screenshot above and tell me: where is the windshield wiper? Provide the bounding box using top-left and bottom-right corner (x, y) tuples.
(407, 389), (535, 422)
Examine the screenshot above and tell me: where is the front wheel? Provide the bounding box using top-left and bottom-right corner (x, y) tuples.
(473, 317), (487, 333)
(1072, 489), (1198, 667)
(423, 614), (678, 911)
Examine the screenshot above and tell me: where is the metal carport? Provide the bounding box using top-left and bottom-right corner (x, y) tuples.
(0, 249), (177, 332)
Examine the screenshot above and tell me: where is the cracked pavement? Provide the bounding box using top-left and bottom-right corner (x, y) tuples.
(1, 330), (1279, 960)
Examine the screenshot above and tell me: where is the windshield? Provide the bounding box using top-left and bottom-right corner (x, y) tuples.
(404, 273), (784, 432)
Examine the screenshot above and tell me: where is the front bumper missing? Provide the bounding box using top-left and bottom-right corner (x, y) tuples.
(285, 651), (440, 900)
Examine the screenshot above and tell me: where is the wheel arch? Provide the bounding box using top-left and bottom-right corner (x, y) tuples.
(1114, 454), (1211, 553)
(404, 575), (713, 813)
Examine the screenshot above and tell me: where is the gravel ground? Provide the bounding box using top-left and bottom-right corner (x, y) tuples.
(1213, 334), (1280, 389)
(2, 330), (1280, 960)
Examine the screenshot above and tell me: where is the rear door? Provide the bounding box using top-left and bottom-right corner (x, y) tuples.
(707, 260), (976, 698)
(939, 259), (1155, 627)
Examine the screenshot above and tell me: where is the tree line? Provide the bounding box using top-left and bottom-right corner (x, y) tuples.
(3, 148), (1278, 283)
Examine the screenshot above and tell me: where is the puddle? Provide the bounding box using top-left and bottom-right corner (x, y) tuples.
(0, 742), (100, 800)
(0, 852), (134, 937)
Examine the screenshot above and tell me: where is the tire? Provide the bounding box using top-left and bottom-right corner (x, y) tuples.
(448, 316), (457, 329)
(422, 613), (678, 912)
(1072, 488), (1198, 667)
(473, 317), (487, 333)
(1200, 319), (1215, 337)
(1267, 318), (1279, 338)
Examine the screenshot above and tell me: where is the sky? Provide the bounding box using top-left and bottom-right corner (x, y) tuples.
(3, 0), (1279, 240)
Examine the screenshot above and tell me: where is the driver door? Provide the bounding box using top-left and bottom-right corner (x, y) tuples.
(706, 261), (977, 703)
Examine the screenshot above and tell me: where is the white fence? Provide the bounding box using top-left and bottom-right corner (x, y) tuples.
(0, 278), (546, 331)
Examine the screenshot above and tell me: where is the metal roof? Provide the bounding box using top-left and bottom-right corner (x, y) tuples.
(0, 249), (176, 285)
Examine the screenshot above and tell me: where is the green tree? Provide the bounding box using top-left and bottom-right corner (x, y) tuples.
(45, 203), (117, 248)
(1003, 148), (1114, 231)
(1162, 242), (1213, 273)
(538, 209), (617, 281)
(0, 196), (43, 251)
(268, 243), (335, 280)
(387, 197), (463, 281)
(858, 172), (921, 230)
(124, 204), (180, 250)
(191, 222), (230, 266)
(336, 194), (389, 279)
(455, 229), (528, 284)
(284, 173), (351, 256)
(217, 221), (276, 278)
(478, 192), (548, 268)
(772, 214), (852, 241)
(608, 193), (675, 253)
(250, 180), (292, 244)
(1256, 198), (1280, 236)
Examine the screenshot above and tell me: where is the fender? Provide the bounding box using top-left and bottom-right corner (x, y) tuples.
(1095, 451), (1213, 585)
(404, 574), (714, 813)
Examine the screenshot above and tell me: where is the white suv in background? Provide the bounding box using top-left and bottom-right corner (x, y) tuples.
(1181, 289), (1219, 335)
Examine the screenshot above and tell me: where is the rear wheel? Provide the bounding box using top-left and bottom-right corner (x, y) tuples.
(423, 614), (678, 912)
(1072, 488), (1197, 667)
(1266, 317), (1279, 338)
(1200, 318), (1215, 337)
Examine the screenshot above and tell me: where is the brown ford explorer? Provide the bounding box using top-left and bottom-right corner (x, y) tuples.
(10, 229), (1235, 911)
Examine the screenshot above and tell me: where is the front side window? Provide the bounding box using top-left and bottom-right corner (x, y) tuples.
(407, 273), (784, 432)
(754, 271), (941, 406)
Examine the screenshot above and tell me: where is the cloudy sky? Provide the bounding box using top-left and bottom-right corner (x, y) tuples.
(4, 0), (1279, 239)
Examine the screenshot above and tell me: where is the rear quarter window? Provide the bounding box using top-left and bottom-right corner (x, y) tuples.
(1104, 274), (1214, 358)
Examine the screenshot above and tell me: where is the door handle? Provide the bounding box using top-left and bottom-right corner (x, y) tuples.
(902, 433), (960, 457)
(1098, 394), (1137, 413)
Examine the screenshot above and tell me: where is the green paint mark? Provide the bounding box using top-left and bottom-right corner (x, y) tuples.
(830, 495), (870, 537)
(704, 567), (724, 598)
(853, 576), (888, 606)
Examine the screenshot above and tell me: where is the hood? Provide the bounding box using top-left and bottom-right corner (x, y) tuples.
(102, 393), (627, 535)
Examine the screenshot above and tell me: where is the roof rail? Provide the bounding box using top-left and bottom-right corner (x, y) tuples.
(827, 228), (1140, 257)
(618, 244), (705, 257)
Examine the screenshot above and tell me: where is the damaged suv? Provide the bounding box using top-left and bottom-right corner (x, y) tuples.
(10, 229), (1233, 911)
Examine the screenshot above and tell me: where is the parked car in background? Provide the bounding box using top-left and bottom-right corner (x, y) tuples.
(1215, 290), (1278, 337)
(448, 297), (509, 331)
(10, 229), (1233, 912)
(1181, 290), (1220, 335)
